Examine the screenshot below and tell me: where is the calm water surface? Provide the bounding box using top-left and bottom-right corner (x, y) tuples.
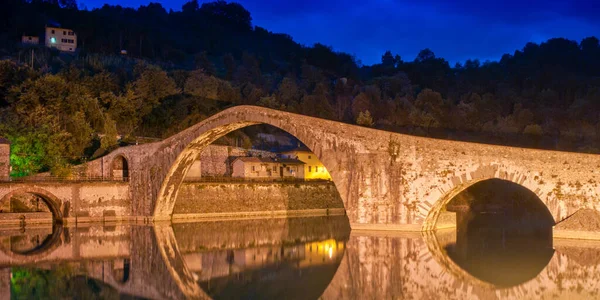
(1, 215), (599, 299)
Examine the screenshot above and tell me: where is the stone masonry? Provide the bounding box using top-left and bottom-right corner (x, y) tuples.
(62, 105), (600, 231)
(0, 138), (10, 181)
(173, 181), (343, 214)
(0, 182), (130, 222)
(4, 105), (600, 230)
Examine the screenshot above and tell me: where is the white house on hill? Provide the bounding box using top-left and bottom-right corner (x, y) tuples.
(45, 26), (77, 52)
(232, 157), (305, 179)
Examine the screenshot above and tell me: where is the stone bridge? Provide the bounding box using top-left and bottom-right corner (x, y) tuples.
(3, 105), (600, 230)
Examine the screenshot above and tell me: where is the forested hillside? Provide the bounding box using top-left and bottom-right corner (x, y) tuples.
(1, 0), (600, 176)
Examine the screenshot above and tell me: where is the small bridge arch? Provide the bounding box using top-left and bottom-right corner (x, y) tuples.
(0, 187), (64, 222)
(421, 165), (558, 231)
(111, 155), (130, 181)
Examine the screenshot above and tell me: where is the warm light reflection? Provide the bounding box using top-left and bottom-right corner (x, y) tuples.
(184, 238), (345, 281)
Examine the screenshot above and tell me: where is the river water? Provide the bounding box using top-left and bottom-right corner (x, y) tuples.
(1, 215), (599, 299)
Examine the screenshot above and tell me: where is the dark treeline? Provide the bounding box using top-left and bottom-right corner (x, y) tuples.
(1, 0), (600, 176)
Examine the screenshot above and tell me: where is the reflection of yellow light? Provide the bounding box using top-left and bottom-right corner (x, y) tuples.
(300, 239), (343, 267)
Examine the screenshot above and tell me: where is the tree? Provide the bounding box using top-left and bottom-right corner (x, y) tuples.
(276, 76), (302, 106)
(185, 69), (221, 100)
(410, 88), (446, 130)
(170, 70), (189, 94)
(415, 48), (436, 62)
(182, 0), (198, 13)
(356, 110), (374, 127)
(223, 53), (236, 80)
(131, 66), (177, 116)
(199, 0), (253, 31)
(194, 51), (216, 75)
(100, 114), (119, 151)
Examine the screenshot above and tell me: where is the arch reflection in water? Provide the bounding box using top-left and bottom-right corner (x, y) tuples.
(0, 223), (63, 257)
(172, 215), (351, 300)
(442, 179), (555, 287)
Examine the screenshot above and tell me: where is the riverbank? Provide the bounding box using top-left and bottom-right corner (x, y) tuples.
(173, 181), (344, 214)
(552, 208), (600, 241)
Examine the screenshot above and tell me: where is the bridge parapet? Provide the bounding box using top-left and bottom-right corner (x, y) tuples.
(66, 106), (600, 230)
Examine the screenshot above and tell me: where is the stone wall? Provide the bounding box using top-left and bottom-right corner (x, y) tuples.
(0, 143), (9, 181)
(72, 105), (600, 230)
(173, 181), (343, 214)
(0, 182), (131, 222)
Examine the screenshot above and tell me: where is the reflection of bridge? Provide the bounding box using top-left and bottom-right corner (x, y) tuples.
(0, 216), (352, 299)
(2, 106), (600, 229)
(2, 219), (600, 299)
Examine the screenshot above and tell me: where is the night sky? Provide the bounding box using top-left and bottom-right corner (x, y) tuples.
(79, 0), (600, 65)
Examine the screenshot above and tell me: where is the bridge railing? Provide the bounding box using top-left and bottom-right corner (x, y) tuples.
(4, 176), (129, 183)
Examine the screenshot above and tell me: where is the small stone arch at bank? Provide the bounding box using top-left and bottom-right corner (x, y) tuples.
(0, 187), (64, 222)
(420, 164), (561, 231)
(111, 155), (130, 181)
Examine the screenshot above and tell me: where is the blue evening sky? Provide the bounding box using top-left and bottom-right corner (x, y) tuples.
(79, 0), (600, 65)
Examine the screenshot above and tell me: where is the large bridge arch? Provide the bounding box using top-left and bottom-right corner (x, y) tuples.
(152, 107), (351, 220)
(0, 187), (64, 222)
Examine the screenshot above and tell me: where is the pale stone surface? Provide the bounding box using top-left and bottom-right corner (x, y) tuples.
(58, 105), (600, 229)
(0, 143), (9, 181)
(0, 182), (130, 221)
(3, 105), (600, 230)
(173, 182), (343, 214)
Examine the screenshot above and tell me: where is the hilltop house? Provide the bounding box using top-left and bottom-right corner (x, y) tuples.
(231, 157), (305, 179)
(21, 35), (40, 45)
(45, 26), (77, 52)
(279, 149), (331, 180)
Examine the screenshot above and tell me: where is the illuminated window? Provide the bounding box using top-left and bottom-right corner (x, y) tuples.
(50, 37), (56, 43)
